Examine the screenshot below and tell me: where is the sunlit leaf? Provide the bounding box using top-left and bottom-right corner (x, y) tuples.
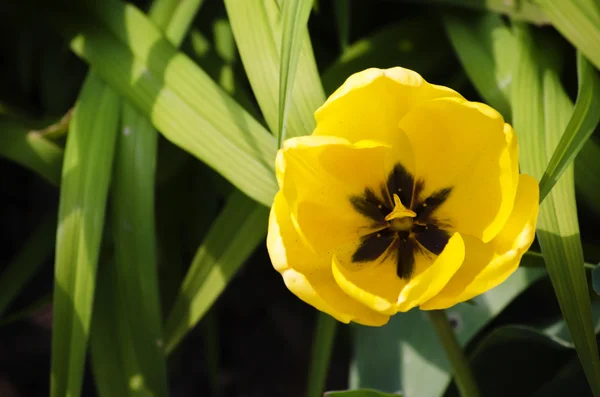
(0, 117), (64, 186)
(224, 0), (325, 139)
(539, 52), (600, 201)
(535, 0), (600, 71)
(443, 11), (514, 119)
(277, 0), (313, 146)
(49, 1), (278, 206)
(511, 23), (600, 395)
(51, 72), (119, 397)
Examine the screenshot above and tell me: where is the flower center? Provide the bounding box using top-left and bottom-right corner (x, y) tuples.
(348, 162), (454, 280)
(389, 217), (413, 232)
(385, 194), (416, 232)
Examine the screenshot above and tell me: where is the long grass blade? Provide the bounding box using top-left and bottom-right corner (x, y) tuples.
(443, 11), (514, 119)
(333, 0), (350, 51)
(0, 213), (56, 318)
(164, 191), (269, 353)
(224, 0), (325, 139)
(535, 0), (600, 71)
(575, 138), (600, 215)
(0, 117), (64, 186)
(277, 0), (313, 147)
(511, 23), (600, 396)
(88, 1), (204, 395)
(389, 0), (549, 23)
(51, 72), (120, 397)
(47, 1), (278, 206)
(90, 260), (140, 397)
(306, 313), (337, 397)
(321, 16), (453, 95)
(539, 52), (600, 201)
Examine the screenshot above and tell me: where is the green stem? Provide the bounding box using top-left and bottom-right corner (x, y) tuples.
(306, 312), (338, 397)
(428, 310), (480, 397)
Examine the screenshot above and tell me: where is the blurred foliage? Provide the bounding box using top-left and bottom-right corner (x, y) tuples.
(1, 1), (600, 397)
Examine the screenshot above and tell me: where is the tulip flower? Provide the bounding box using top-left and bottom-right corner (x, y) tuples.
(267, 67), (539, 326)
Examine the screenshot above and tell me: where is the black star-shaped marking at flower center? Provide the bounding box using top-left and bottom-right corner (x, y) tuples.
(349, 163), (453, 280)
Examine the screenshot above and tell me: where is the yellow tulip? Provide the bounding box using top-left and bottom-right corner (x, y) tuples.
(267, 67), (539, 326)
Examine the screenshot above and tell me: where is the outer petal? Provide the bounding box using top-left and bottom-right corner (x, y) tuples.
(267, 192), (389, 326)
(401, 98), (519, 243)
(396, 233), (465, 311)
(420, 174), (539, 310)
(313, 67), (462, 147)
(331, 232), (465, 314)
(278, 135), (403, 253)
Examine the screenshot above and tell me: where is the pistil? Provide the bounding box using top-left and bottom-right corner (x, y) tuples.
(385, 194), (416, 232)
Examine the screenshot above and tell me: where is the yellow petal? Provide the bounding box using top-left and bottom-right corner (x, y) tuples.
(330, 232), (465, 314)
(401, 97), (519, 243)
(331, 241), (407, 315)
(267, 192), (389, 326)
(313, 67), (462, 147)
(396, 233), (465, 311)
(420, 174), (539, 310)
(278, 135), (397, 253)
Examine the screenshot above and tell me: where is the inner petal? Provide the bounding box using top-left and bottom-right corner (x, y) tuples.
(332, 240), (408, 314)
(352, 229), (397, 263)
(400, 98), (519, 242)
(386, 163), (417, 208)
(278, 136), (394, 253)
(332, 232), (465, 314)
(412, 224), (451, 255)
(395, 234), (418, 280)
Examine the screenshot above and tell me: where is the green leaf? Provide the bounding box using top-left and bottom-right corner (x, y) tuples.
(89, 1), (203, 394)
(164, 191), (269, 353)
(511, 23), (600, 395)
(97, 102), (168, 397)
(443, 11), (514, 119)
(224, 0), (325, 139)
(535, 0), (600, 71)
(91, 259), (151, 397)
(539, 52), (600, 201)
(51, 72), (120, 397)
(531, 355), (593, 397)
(467, 326), (574, 397)
(575, 137), (600, 215)
(0, 294), (53, 327)
(321, 16), (453, 95)
(325, 389), (403, 397)
(333, 0), (350, 51)
(351, 267), (546, 397)
(307, 313), (338, 397)
(0, 117), (64, 186)
(278, 0), (314, 146)
(48, 1), (278, 206)
(592, 267), (600, 295)
(545, 298), (600, 346)
(387, 0), (549, 24)
(0, 214), (56, 318)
